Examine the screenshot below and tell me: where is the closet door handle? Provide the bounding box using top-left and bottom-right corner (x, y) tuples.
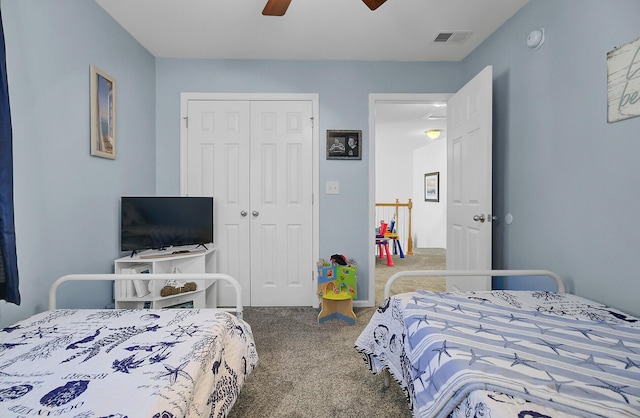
(252, 211), (259, 217)
(240, 211), (248, 217)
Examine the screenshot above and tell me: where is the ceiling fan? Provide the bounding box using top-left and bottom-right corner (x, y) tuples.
(263, 0), (387, 16)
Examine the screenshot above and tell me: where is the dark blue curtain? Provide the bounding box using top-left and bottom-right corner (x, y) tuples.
(0, 9), (20, 305)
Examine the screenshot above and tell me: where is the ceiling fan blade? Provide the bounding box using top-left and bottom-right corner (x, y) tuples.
(262, 0), (292, 16)
(362, 0), (387, 10)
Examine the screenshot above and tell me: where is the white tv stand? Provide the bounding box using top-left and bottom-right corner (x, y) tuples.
(114, 245), (216, 309)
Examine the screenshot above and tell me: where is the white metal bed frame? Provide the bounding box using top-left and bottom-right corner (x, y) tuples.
(49, 273), (244, 319)
(384, 269), (565, 300)
(381, 269), (565, 387)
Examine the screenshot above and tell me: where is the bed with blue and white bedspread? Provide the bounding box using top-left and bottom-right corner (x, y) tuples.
(355, 288), (640, 418)
(0, 308), (258, 417)
(0, 273), (258, 418)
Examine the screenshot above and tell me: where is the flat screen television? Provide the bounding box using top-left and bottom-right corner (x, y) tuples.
(120, 196), (213, 254)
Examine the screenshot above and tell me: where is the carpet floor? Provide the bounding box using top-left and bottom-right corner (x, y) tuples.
(227, 248), (446, 418)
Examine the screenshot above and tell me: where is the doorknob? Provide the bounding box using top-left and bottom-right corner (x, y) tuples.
(252, 211), (259, 217)
(473, 214), (486, 223)
(240, 210), (247, 217)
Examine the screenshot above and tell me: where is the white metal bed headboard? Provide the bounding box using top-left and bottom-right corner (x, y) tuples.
(49, 273), (244, 319)
(383, 269), (565, 300)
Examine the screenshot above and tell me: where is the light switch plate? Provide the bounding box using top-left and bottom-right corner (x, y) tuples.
(326, 181), (340, 194)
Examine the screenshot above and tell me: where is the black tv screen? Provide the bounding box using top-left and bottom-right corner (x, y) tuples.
(120, 196), (213, 252)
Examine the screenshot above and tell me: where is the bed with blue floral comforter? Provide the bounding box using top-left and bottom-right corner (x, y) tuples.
(355, 290), (640, 418)
(0, 308), (257, 417)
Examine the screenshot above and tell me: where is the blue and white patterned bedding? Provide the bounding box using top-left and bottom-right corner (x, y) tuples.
(0, 308), (258, 417)
(355, 290), (640, 418)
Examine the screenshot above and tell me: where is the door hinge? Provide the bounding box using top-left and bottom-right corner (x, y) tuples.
(183, 116), (188, 128)
(310, 116), (314, 129)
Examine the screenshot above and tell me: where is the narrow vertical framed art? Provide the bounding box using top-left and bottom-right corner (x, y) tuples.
(90, 66), (116, 159)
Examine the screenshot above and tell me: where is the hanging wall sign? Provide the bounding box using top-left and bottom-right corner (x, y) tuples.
(607, 36), (640, 123)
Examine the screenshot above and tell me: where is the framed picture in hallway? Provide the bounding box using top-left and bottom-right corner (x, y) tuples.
(90, 65), (117, 159)
(326, 130), (361, 160)
(424, 172), (439, 202)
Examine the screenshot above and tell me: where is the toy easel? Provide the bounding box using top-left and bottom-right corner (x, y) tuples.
(316, 260), (357, 324)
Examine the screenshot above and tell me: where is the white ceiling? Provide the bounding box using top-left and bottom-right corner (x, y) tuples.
(95, 0), (528, 143)
(375, 101), (448, 149)
(95, 0), (528, 62)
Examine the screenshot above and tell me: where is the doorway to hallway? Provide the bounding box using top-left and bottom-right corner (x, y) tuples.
(369, 66), (494, 303)
(370, 94), (451, 306)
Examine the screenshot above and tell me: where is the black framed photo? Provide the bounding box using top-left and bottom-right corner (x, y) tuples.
(424, 172), (440, 202)
(326, 130), (362, 160)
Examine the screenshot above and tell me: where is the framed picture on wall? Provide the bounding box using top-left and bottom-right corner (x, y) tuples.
(326, 130), (362, 160)
(90, 65), (116, 159)
(607, 37), (640, 123)
(424, 172), (439, 202)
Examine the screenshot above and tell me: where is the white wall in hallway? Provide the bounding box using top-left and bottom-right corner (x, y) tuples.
(412, 138), (447, 248)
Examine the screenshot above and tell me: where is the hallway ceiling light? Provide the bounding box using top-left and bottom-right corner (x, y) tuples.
(425, 129), (442, 139)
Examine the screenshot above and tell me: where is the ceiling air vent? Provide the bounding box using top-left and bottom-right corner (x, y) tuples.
(433, 31), (472, 44)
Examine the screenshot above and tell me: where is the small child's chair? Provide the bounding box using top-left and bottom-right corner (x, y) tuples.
(375, 221), (394, 266)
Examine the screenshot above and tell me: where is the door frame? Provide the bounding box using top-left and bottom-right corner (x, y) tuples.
(364, 93), (452, 308)
(179, 93), (320, 307)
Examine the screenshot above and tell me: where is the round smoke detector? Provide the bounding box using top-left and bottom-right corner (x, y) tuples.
(527, 28), (545, 50)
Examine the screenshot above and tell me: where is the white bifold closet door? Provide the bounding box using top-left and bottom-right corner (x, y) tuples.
(186, 99), (313, 307)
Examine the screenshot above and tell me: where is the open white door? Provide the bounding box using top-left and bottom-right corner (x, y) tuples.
(446, 66), (493, 291)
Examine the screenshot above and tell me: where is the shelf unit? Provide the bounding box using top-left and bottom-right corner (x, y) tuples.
(114, 246), (216, 309)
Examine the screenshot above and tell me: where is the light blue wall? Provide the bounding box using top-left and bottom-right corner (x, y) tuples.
(464, 0), (640, 316)
(2, 0), (638, 325)
(155, 59), (462, 301)
(0, 0), (156, 326)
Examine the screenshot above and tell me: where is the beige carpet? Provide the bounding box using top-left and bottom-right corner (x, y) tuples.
(374, 247), (446, 305)
(228, 248), (446, 418)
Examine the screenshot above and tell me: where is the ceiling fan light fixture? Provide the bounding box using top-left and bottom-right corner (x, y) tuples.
(263, 0), (386, 15)
(262, 0), (292, 16)
(425, 129), (442, 139)
(362, 0), (388, 10)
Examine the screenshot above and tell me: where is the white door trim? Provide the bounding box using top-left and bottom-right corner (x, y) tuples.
(360, 93), (452, 308)
(179, 93), (320, 306)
